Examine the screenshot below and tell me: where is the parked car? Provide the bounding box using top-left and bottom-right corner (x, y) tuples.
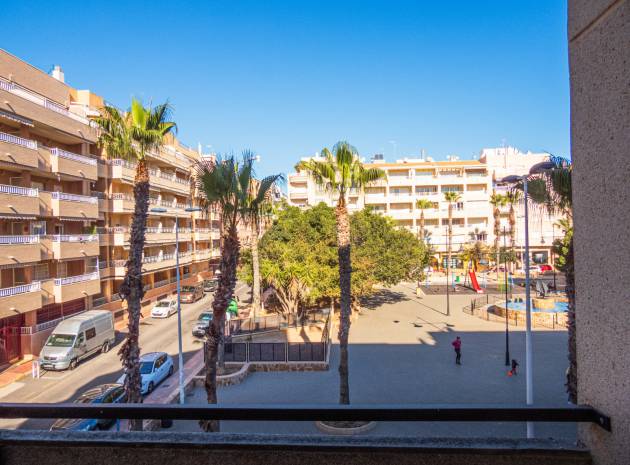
(203, 278), (218, 293)
(50, 384), (126, 431)
(40, 310), (115, 371)
(180, 284), (204, 303)
(117, 352), (174, 395)
(538, 264), (553, 273)
(192, 311), (213, 337)
(150, 299), (177, 318)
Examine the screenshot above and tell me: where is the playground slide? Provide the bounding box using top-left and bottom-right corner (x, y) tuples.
(469, 271), (484, 293)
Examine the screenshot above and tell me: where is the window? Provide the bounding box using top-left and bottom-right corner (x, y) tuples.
(30, 221), (46, 235)
(33, 263), (49, 280)
(75, 333), (85, 347)
(85, 327), (96, 340)
(155, 356), (164, 369)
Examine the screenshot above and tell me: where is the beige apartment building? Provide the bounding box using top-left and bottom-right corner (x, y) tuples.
(0, 50), (220, 366)
(288, 147), (561, 267)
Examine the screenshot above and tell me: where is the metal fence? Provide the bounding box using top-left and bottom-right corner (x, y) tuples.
(462, 295), (568, 329)
(223, 342), (328, 363)
(229, 310), (329, 337)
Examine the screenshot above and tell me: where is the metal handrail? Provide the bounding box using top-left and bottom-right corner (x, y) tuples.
(50, 192), (98, 204)
(0, 131), (38, 149)
(0, 403), (611, 431)
(48, 234), (98, 243)
(54, 272), (99, 286)
(0, 235), (40, 244)
(0, 183), (38, 197)
(0, 282), (41, 298)
(49, 148), (97, 166)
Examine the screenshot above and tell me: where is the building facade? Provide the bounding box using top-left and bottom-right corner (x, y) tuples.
(0, 50), (220, 366)
(287, 147), (562, 266)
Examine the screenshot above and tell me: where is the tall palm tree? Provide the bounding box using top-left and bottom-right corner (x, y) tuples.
(519, 156), (575, 401)
(415, 198), (434, 242)
(443, 191), (462, 273)
(95, 99), (175, 431)
(503, 190), (521, 273)
(296, 142), (385, 405)
(195, 153), (282, 431)
(490, 192), (507, 277)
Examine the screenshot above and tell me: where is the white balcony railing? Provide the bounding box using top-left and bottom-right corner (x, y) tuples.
(0, 131), (38, 150)
(54, 272), (99, 286)
(0, 281), (41, 298)
(50, 147), (97, 166)
(49, 234), (98, 243)
(0, 235), (40, 245)
(51, 192), (98, 204)
(0, 183), (38, 197)
(110, 159), (137, 170)
(0, 77), (98, 128)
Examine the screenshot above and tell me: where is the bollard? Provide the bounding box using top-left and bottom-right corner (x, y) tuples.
(32, 361), (40, 379)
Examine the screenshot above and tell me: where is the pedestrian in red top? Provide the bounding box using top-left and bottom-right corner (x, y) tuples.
(452, 336), (462, 365)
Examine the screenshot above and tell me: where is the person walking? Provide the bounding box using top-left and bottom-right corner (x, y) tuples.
(511, 359), (519, 375)
(452, 336), (462, 365)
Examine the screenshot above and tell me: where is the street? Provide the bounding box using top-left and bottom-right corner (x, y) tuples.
(0, 282), (249, 430)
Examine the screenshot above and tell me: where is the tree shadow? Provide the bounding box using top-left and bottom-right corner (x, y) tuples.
(360, 289), (409, 310)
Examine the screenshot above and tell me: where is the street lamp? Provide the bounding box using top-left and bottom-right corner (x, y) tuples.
(501, 160), (554, 439)
(150, 205), (202, 405)
(502, 226), (510, 367)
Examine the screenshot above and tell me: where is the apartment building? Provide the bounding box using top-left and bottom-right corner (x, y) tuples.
(0, 50), (220, 366)
(287, 147), (561, 266)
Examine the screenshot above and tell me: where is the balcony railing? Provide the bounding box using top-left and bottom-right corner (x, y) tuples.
(0, 183), (38, 197)
(51, 192), (98, 204)
(0, 76), (98, 128)
(0, 131), (38, 150)
(0, 235), (40, 244)
(49, 147), (97, 166)
(0, 281), (41, 298)
(54, 272), (99, 286)
(142, 253), (175, 264)
(48, 234), (98, 243)
(110, 159), (137, 169)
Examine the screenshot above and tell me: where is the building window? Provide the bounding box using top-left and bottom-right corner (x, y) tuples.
(30, 221), (46, 235)
(33, 263), (49, 280)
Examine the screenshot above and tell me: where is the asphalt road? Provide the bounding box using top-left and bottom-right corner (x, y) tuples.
(0, 282), (250, 430)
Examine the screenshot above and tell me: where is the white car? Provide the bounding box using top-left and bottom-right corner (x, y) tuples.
(117, 352), (174, 395)
(150, 299), (177, 318)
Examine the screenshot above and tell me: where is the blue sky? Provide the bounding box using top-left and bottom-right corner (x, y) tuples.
(1, 1), (569, 178)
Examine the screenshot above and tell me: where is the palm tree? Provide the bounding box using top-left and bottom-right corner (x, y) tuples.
(443, 191), (462, 273)
(461, 241), (489, 272)
(518, 156), (575, 402)
(490, 192), (507, 277)
(95, 99), (175, 431)
(415, 198), (434, 242)
(195, 153), (282, 431)
(504, 190), (522, 273)
(296, 142), (385, 405)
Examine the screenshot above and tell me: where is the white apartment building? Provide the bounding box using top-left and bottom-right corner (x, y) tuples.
(287, 147), (564, 267)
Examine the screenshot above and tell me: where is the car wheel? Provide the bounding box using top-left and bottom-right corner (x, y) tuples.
(168, 365), (174, 376)
(147, 381), (154, 394)
(101, 341), (110, 353)
(69, 359), (77, 370)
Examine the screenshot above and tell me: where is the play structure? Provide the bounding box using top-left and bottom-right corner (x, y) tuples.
(468, 270), (484, 293)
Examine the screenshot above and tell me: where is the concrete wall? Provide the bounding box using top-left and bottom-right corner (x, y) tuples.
(568, 1), (630, 464)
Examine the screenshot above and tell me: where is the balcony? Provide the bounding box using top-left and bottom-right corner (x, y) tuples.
(387, 176), (413, 186)
(155, 146), (193, 171)
(194, 228), (211, 241)
(0, 184), (40, 217)
(148, 168), (190, 195)
(0, 235), (42, 265)
(194, 249), (212, 261)
(142, 254), (177, 272)
(49, 272), (100, 303)
(0, 282), (42, 317)
(464, 190), (489, 201)
(0, 77), (98, 143)
(386, 209), (414, 220)
(289, 190), (308, 200)
(289, 173), (308, 182)
(42, 191), (99, 219)
(48, 147), (97, 181)
(42, 234), (99, 260)
(0, 131), (39, 169)
(109, 159), (136, 183)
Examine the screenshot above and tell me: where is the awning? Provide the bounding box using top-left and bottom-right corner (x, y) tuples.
(0, 215), (37, 220)
(0, 110), (34, 127)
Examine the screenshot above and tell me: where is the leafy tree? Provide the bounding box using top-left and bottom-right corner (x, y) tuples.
(461, 241), (489, 271)
(415, 198), (434, 243)
(195, 153), (282, 432)
(443, 191), (462, 269)
(490, 192), (507, 275)
(95, 99), (176, 430)
(296, 142), (385, 405)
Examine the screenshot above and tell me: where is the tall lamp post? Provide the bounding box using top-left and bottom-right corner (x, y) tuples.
(501, 160), (554, 439)
(150, 205), (201, 404)
(502, 226), (510, 367)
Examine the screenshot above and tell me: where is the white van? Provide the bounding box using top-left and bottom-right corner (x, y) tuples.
(39, 310), (115, 371)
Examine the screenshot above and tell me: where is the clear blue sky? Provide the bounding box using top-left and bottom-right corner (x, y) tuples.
(1, 0), (569, 178)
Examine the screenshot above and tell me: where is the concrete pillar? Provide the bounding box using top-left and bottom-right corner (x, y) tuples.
(569, 1), (630, 464)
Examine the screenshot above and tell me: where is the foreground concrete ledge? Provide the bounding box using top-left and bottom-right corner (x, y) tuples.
(0, 430), (587, 453)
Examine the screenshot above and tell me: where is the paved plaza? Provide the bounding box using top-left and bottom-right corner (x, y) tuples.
(174, 283), (573, 439)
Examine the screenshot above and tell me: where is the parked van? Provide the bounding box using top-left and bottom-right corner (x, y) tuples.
(40, 310), (115, 371)
(180, 284), (204, 303)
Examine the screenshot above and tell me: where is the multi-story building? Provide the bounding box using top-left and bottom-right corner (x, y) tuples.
(287, 147), (563, 267)
(0, 50), (220, 366)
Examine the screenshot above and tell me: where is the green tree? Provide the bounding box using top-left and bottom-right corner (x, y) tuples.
(415, 198), (434, 242)
(95, 99), (176, 430)
(295, 146), (385, 405)
(195, 153), (282, 431)
(461, 241), (489, 271)
(490, 192), (507, 274)
(519, 156), (575, 402)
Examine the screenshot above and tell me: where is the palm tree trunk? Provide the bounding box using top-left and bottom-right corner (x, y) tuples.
(509, 205), (516, 273)
(118, 158), (149, 431)
(200, 226), (240, 432)
(251, 221), (261, 317)
(335, 199), (352, 405)
(420, 211), (425, 242)
(494, 205), (500, 283)
(565, 237), (577, 403)
(448, 204), (453, 277)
